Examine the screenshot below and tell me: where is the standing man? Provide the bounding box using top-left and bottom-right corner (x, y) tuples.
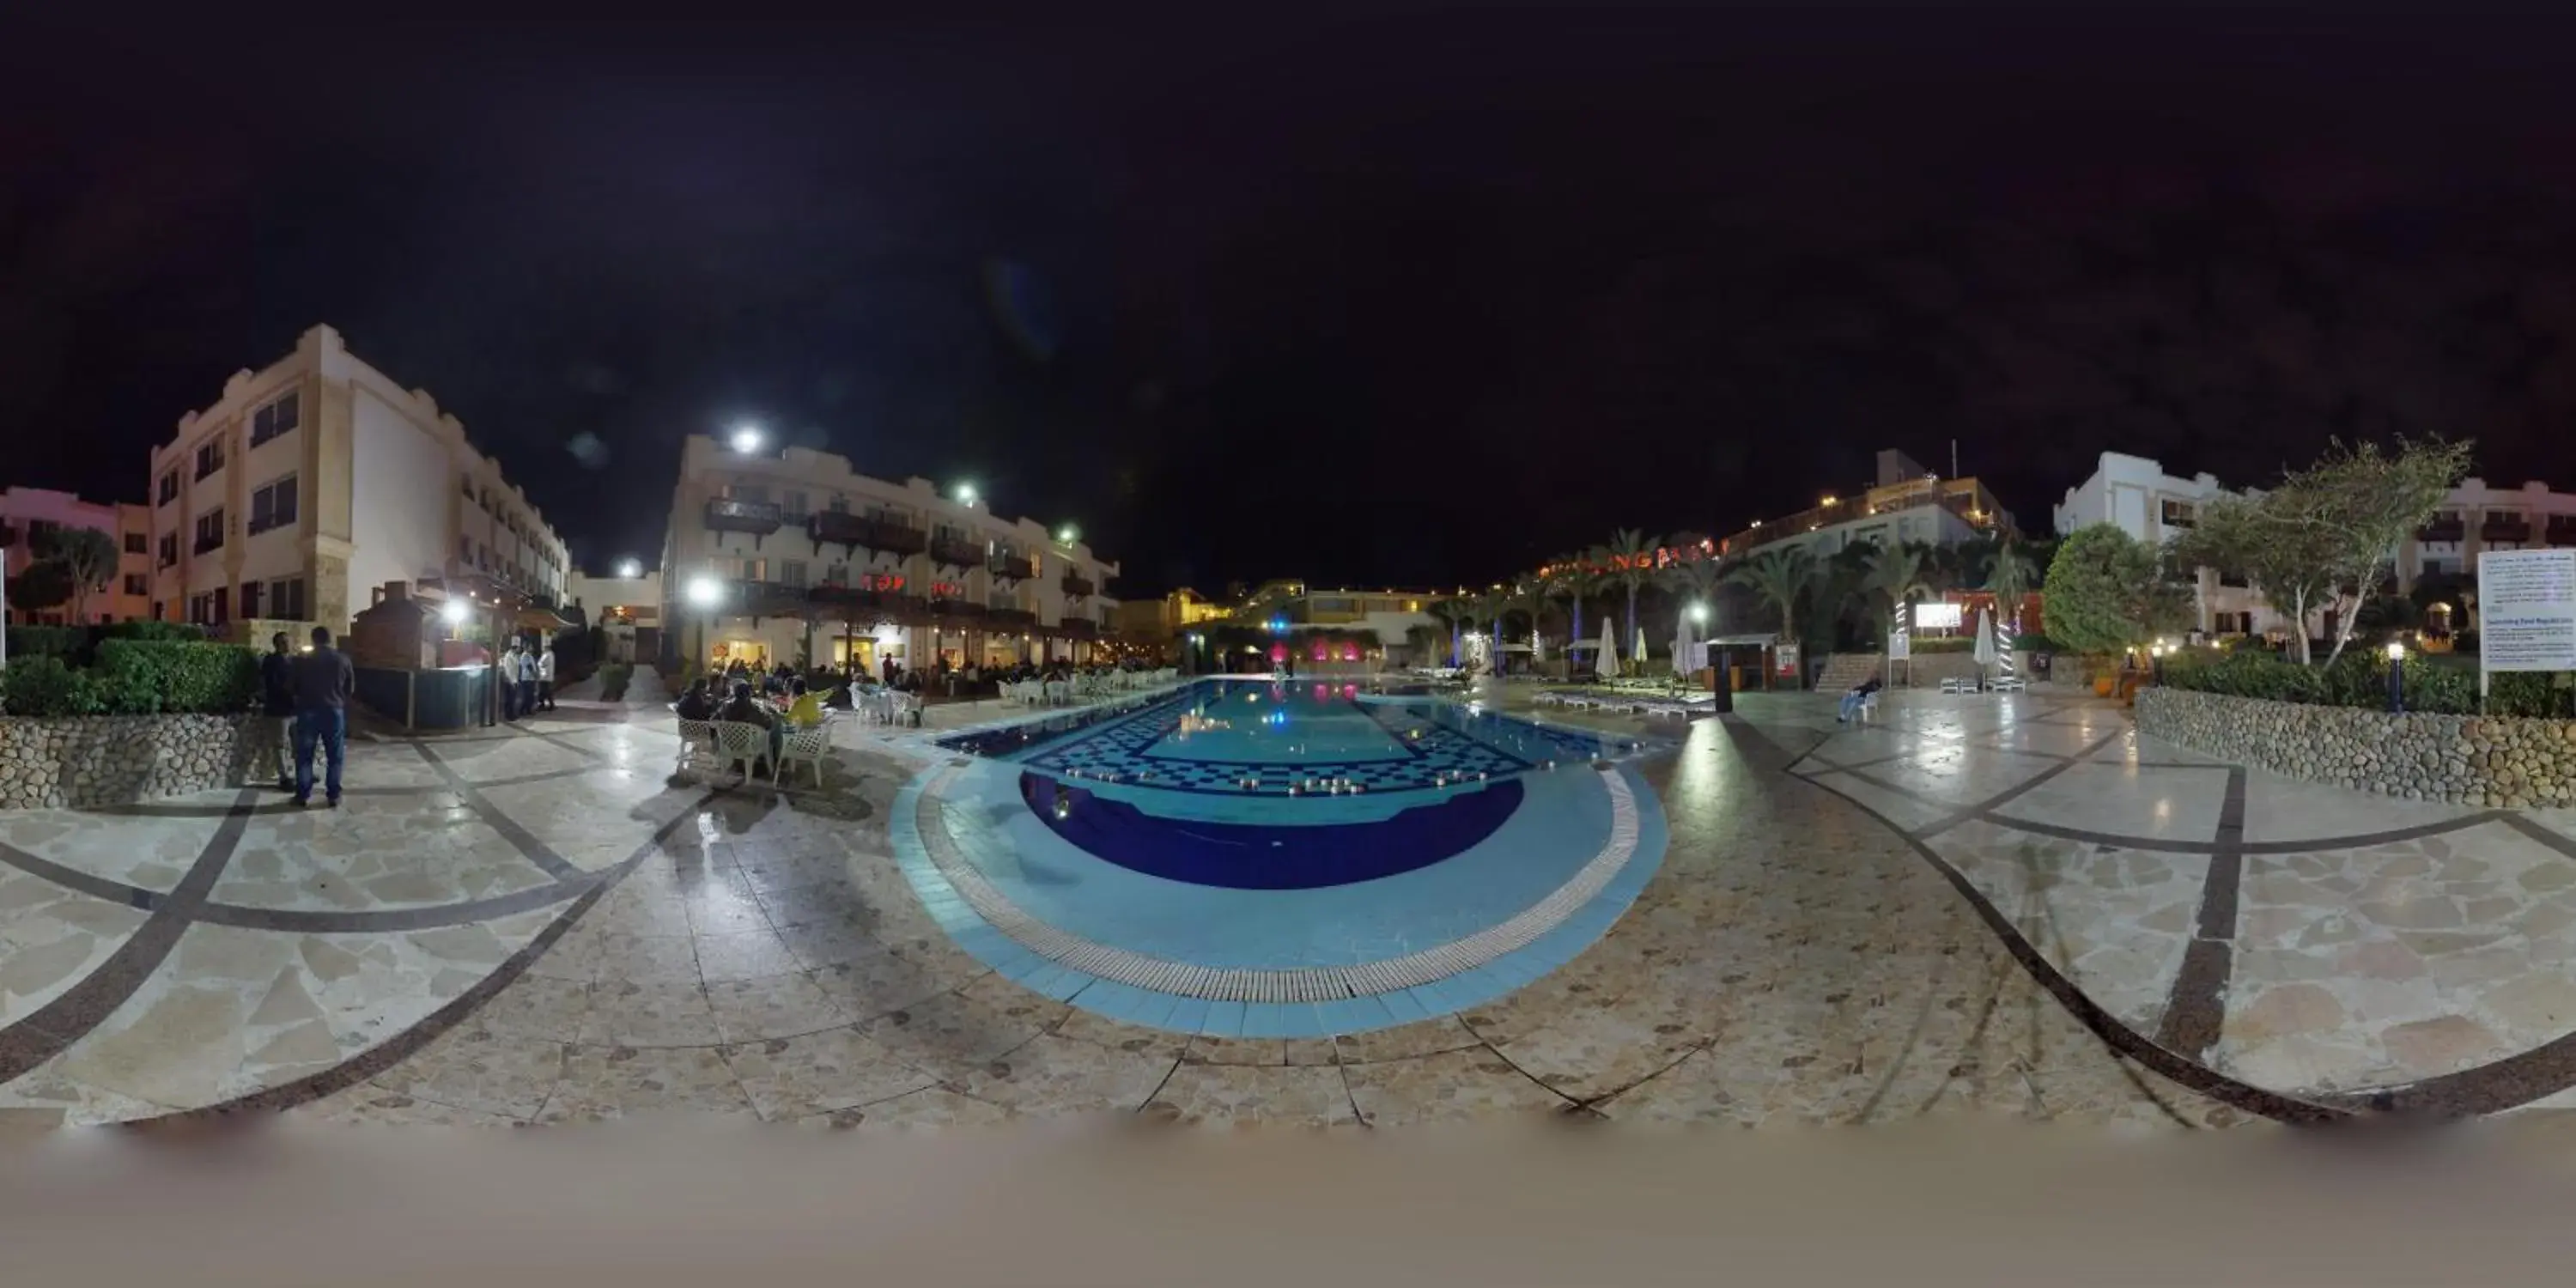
(257, 631), (296, 792)
(536, 638), (557, 710)
(496, 639), (521, 720)
(292, 624), (355, 808)
(518, 638), (541, 717)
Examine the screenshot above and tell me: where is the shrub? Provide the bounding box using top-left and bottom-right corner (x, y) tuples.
(93, 640), (259, 714)
(598, 662), (635, 702)
(5, 624), (87, 664)
(2010, 632), (2063, 653)
(2, 655), (104, 717)
(99, 620), (207, 643)
(2160, 648), (2573, 718)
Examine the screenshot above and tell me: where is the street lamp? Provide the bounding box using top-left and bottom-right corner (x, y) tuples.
(1688, 603), (1710, 624)
(2386, 639), (2407, 713)
(956, 482), (978, 506)
(729, 424), (763, 453)
(440, 598), (469, 626)
(1057, 525), (1078, 545)
(616, 558), (642, 580)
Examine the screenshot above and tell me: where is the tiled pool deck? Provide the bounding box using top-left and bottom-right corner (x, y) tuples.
(8, 671), (2576, 1130)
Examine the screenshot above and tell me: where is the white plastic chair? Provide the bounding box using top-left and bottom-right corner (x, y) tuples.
(1044, 680), (1071, 706)
(774, 720), (833, 788)
(675, 719), (719, 775)
(714, 721), (769, 782)
(1856, 691), (1883, 723)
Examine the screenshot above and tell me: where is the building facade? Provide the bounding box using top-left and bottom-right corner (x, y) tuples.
(659, 434), (1120, 674)
(2397, 477), (2576, 590)
(1718, 448), (2016, 563)
(2051, 451), (2283, 638)
(146, 325), (569, 636)
(0, 488), (153, 625)
(566, 568), (664, 663)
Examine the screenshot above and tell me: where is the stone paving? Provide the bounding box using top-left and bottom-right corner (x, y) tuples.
(9, 671), (2576, 1132)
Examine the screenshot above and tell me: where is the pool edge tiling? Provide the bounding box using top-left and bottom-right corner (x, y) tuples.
(889, 760), (1671, 1038)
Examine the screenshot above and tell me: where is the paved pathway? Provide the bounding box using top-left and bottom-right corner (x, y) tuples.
(4, 672), (2572, 1130)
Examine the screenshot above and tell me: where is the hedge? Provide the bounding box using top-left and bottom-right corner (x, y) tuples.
(2, 641), (258, 718)
(2160, 648), (2573, 719)
(4, 620), (206, 669)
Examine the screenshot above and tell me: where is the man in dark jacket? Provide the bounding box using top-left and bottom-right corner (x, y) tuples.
(291, 624), (356, 808)
(257, 632), (295, 792)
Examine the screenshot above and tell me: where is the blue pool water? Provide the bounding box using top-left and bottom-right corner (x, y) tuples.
(904, 677), (1676, 1036)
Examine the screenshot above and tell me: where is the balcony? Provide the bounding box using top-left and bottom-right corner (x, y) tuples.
(929, 597), (987, 622)
(810, 510), (927, 557)
(808, 585), (927, 621)
(2416, 518), (2465, 544)
(2482, 518), (2533, 545)
(705, 496), (783, 538)
(930, 533), (987, 570)
(1056, 618), (1098, 640)
(989, 550), (1036, 581)
(1061, 572), (1097, 599)
(192, 534), (223, 556)
(988, 604), (1037, 629)
(726, 580), (807, 619)
(2549, 516), (2576, 547)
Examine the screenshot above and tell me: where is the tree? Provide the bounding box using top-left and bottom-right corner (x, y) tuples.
(2172, 491), (2342, 663)
(7, 559), (76, 618)
(2043, 524), (2191, 655)
(1981, 532), (2039, 630)
(1596, 528), (1661, 651)
(1657, 554), (1722, 622)
(1505, 578), (1549, 660)
(1543, 556), (1598, 655)
(1862, 542), (1935, 642)
(32, 526), (118, 624)
(1724, 548), (1813, 645)
(1425, 597), (1464, 667)
(2270, 437), (2473, 664)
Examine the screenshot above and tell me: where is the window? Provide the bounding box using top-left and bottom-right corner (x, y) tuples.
(27, 519), (58, 544)
(193, 437), (226, 481)
(784, 491), (810, 520)
(124, 531), (148, 555)
(781, 559), (809, 588)
(249, 476), (299, 534)
(213, 586), (228, 622)
(2160, 498), (2197, 528)
(828, 494), (850, 513)
(193, 508), (225, 555)
(462, 478), (476, 501)
(459, 536), (472, 562)
(159, 533), (178, 567)
(270, 576), (307, 621)
(249, 391), (301, 447)
(123, 574), (147, 596)
(732, 483), (771, 504)
(240, 580), (263, 620)
(825, 562), (849, 585)
(157, 471), (179, 506)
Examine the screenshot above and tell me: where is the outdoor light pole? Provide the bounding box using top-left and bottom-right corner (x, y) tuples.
(2386, 640), (2406, 713)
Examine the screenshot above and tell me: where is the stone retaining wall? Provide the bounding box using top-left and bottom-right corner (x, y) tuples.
(0, 714), (261, 810)
(2136, 687), (2576, 807)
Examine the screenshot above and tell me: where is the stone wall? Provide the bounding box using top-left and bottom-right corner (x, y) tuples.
(2136, 687), (2576, 807)
(0, 714), (262, 810)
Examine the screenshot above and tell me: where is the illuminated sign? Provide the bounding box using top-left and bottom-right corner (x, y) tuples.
(853, 574), (905, 592)
(1913, 602), (1964, 631)
(931, 580), (967, 598)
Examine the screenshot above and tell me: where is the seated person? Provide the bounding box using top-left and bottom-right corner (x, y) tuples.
(787, 678), (826, 727)
(674, 677), (716, 721)
(1837, 675), (1884, 723)
(719, 680), (785, 768)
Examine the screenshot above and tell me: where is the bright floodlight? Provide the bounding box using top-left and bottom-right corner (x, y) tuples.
(730, 425), (762, 453)
(2386, 640), (2407, 660)
(957, 482), (979, 505)
(439, 599), (469, 626)
(1689, 602), (1710, 623)
(616, 558), (642, 580)
(684, 574), (721, 608)
(1057, 525), (1078, 544)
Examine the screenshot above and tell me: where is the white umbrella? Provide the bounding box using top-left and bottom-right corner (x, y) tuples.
(1597, 617), (1621, 678)
(1972, 607), (1999, 682)
(1633, 625), (1649, 674)
(1672, 613), (1695, 677)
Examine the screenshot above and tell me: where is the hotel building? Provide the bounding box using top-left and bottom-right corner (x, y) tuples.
(659, 434), (1119, 674)
(2397, 477), (2576, 589)
(2052, 451), (2293, 638)
(566, 566), (665, 664)
(1717, 448), (2016, 562)
(0, 487), (153, 625)
(147, 325), (568, 636)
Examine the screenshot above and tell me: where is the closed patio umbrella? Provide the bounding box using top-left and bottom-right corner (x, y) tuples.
(1972, 607), (2000, 684)
(1597, 617), (1620, 678)
(1633, 625), (1649, 675)
(1672, 613), (1695, 678)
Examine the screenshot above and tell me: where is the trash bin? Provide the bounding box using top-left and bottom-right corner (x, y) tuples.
(1709, 648), (1734, 714)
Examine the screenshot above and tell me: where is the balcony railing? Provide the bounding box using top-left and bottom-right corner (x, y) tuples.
(192, 533), (223, 556)
(989, 550), (1036, 581)
(721, 579), (805, 618)
(705, 496), (783, 537)
(811, 511), (927, 556)
(928, 597), (987, 622)
(2482, 519), (2533, 545)
(807, 586), (927, 620)
(988, 605), (1037, 629)
(1061, 573), (1097, 598)
(2548, 517), (2576, 547)
(1057, 618), (1098, 640)
(930, 533), (987, 569)
(2416, 519), (2465, 544)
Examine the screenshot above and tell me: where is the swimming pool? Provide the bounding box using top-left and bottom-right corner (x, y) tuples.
(901, 677), (1674, 1036)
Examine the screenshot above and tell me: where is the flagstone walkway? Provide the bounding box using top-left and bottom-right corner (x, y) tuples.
(5, 671), (2573, 1131)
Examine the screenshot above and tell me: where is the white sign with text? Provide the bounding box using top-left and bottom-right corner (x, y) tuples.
(2478, 548), (2576, 677)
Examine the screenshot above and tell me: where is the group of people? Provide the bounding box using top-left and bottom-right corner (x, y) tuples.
(674, 667), (835, 776)
(254, 628), (357, 807)
(496, 638), (556, 720)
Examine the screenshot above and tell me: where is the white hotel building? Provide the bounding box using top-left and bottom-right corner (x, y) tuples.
(660, 434), (1119, 675)
(147, 325), (568, 635)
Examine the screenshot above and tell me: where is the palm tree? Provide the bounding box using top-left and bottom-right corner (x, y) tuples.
(1658, 555), (1722, 628)
(1544, 554), (1597, 655)
(1863, 542), (1935, 641)
(1725, 548), (1813, 645)
(1598, 528), (1661, 653)
(1982, 532), (2038, 631)
(1425, 597), (1465, 667)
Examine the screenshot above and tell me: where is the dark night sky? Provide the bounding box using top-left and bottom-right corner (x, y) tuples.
(8, 12), (2576, 597)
